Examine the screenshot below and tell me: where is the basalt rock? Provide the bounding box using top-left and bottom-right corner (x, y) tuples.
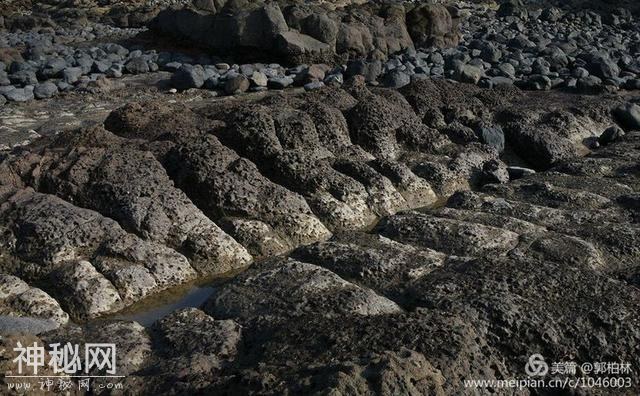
(149, 1), (459, 64)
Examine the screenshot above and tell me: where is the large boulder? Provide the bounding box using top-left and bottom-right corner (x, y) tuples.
(151, 2), (289, 56)
(149, 1), (459, 64)
(406, 4), (460, 48)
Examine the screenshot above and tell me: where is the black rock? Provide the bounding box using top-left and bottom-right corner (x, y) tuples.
(38, 57), (67, 79)
(576, 75), (603, 93)
(9, 69), (38, 86)
(346, 60), (381, 83)
(598, 125), (625, 145)
(613, 103), (640, 130)
(527, 74), (552, 91)
(384, 69), (411, 88)
(171, 64), (206, 90)
(586, 53), (620, 80)
(268, 76), (294, 89)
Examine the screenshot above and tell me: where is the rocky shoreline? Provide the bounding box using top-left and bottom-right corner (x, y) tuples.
(1, 0), (638, 106)
(1, 74), (639, 393)
(1, 0), (639, 394)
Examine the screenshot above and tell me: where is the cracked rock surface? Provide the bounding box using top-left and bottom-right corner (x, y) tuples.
(0, 75), (639, 394)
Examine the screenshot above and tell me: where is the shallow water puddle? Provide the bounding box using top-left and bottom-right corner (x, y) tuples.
(104, 267), (248, 327)
(112, 284), (215, 327)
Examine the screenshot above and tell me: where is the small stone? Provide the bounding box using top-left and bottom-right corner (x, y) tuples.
(476, 125), (505, 153)
(268, 76), (294, 89)
(305, 64), (327, 82)
(171, 64), (206, 90)
(482, 159), (509, 184)
(527, 74), (552, 90)
(324, 73), (343, 86)
(125, 57), (150, 74)
(497, 63), (516, 77)
(457, 64), (484, 84)
(598, 125), (625, 145)
(4, 86), (34, 102)
(239, 64), (254, 76)
(204, 77), (220, 90)
(38, 58), (67, 79)
(572, 67), (589, 78)
(224, 74), (250, 95)
(304, 81), (324, 91)
(507, 166), (536, 180)
(107, 64), (124, 78)
(9, 70), (38, 86)
(480, 45), (502, 63)
(92, 60), (111, 73)
(249, 71), (268, 87)
(0, 71), (9, 86)
(62, 67), (83, 84)
(164, 62), (182, 72)
(586, 54), (620, 80)
(384, 69), (411, 88)
(34, 82), (58, 99)
(104, 43), (129, 57)
(490, 76), (514, 87)
(576, 75), (603, 93)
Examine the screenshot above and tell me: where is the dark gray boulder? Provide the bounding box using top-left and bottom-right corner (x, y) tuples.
(598, 125), (625, 145)
(150, 1), (458, 64)
(171, 64), (206, 90)
(9, 69), (38, 86)
(34, 81), (58, 99)
(384, 69), (411, 88)
(476, 125), (505, 153)
(62, 67), (83, 84)
(4, 86), (34, 102)
(613, 103), (640, 130)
